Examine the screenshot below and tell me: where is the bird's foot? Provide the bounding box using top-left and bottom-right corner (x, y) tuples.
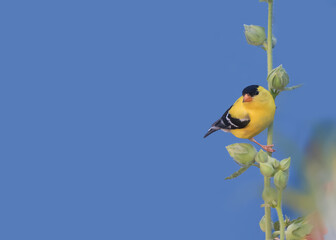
(249, 138), (276, 153)
(261, 144), (275, 153)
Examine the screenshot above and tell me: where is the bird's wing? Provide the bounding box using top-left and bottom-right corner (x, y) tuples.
(213, 97), (250, 130)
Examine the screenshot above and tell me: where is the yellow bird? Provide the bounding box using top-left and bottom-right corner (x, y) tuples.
(204, 85), (276, 152)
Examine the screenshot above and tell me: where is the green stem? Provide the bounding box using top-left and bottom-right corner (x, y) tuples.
(276, 190), (285, 240)
(264, 1), (274, 240)
(264, 177), (272, 240)
(267, 122), (274, 148)
(267, 0), (273, 76)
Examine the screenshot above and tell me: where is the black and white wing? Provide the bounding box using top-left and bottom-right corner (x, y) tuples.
(203, 106), (250, 138)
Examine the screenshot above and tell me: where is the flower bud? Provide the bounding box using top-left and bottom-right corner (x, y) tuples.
(259, 216), (266, 232)
(262, 187), (277, 204)
(270, 200), (277, 208)
(260, 162), (275, 177)
(226, 143), (257, 166)
(259, 215), (274, 232)
(274, 170), (289, 190)
(285, 218), (313, 240)
(268, 157), (280, 169)
(267, 65), (289, 91)
(244, 24), (266, 46)
(255, 149), (268, 163)
(280, 157), (291, 171)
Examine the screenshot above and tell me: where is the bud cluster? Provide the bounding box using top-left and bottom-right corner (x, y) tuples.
(255, 150), (291, 188)
(226, 147), (291, 194)
(226, 147), (291, 190)
(255, 151), (291, 207)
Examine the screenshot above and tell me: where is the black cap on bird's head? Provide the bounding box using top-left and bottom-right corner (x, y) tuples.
(242, 85), (259, 102)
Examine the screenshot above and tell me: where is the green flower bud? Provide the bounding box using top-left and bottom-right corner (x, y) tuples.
(285, 219), (313, 240)
(262, 187), (277, 204)
(268, 65), (289, 91)
(260, 162), (275, 177)
(280, 157), (291, 171)
(226, 143), (257, 166)
(268, 156), (280, 169)
(244, 24), (266, 46)
(274, 170), (289, 190)
(259, 216), (274, 232)
(255, 149), (268, 163)
(259, 215), (266, 232)
(270, 200), (278, 208)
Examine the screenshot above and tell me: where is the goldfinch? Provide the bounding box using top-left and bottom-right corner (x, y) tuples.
(204, 85), (276, 152)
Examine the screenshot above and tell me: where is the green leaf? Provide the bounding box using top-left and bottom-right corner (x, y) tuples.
(284, 84), (303, 91)
(225, 164), (252, 180)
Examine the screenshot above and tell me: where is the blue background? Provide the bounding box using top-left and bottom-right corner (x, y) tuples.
(1, 0), (336, 239)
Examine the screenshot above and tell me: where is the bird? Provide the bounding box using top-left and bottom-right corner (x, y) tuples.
(204, 85), (276, 152)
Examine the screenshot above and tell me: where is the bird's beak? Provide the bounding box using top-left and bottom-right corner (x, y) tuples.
(243, 94), (252, 102)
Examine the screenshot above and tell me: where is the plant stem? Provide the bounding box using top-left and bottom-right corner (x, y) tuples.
(276, 190), (285, 240)
(264, 177), (272, 240)
(264, 1), (274, 240)
(267, 0), (273, 75)
(267, 122), (274, 148)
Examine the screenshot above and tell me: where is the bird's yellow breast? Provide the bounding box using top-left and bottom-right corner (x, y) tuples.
(229, 91), (276, 139)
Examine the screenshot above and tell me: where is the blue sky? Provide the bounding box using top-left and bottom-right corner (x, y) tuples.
(1, 0), (336, 239)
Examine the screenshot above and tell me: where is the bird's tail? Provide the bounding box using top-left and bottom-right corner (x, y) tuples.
(203, 127), (220, 138)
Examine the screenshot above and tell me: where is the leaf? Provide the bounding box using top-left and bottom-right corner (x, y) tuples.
(284, 84), (303, 91)
(225, 164), (252, 180)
